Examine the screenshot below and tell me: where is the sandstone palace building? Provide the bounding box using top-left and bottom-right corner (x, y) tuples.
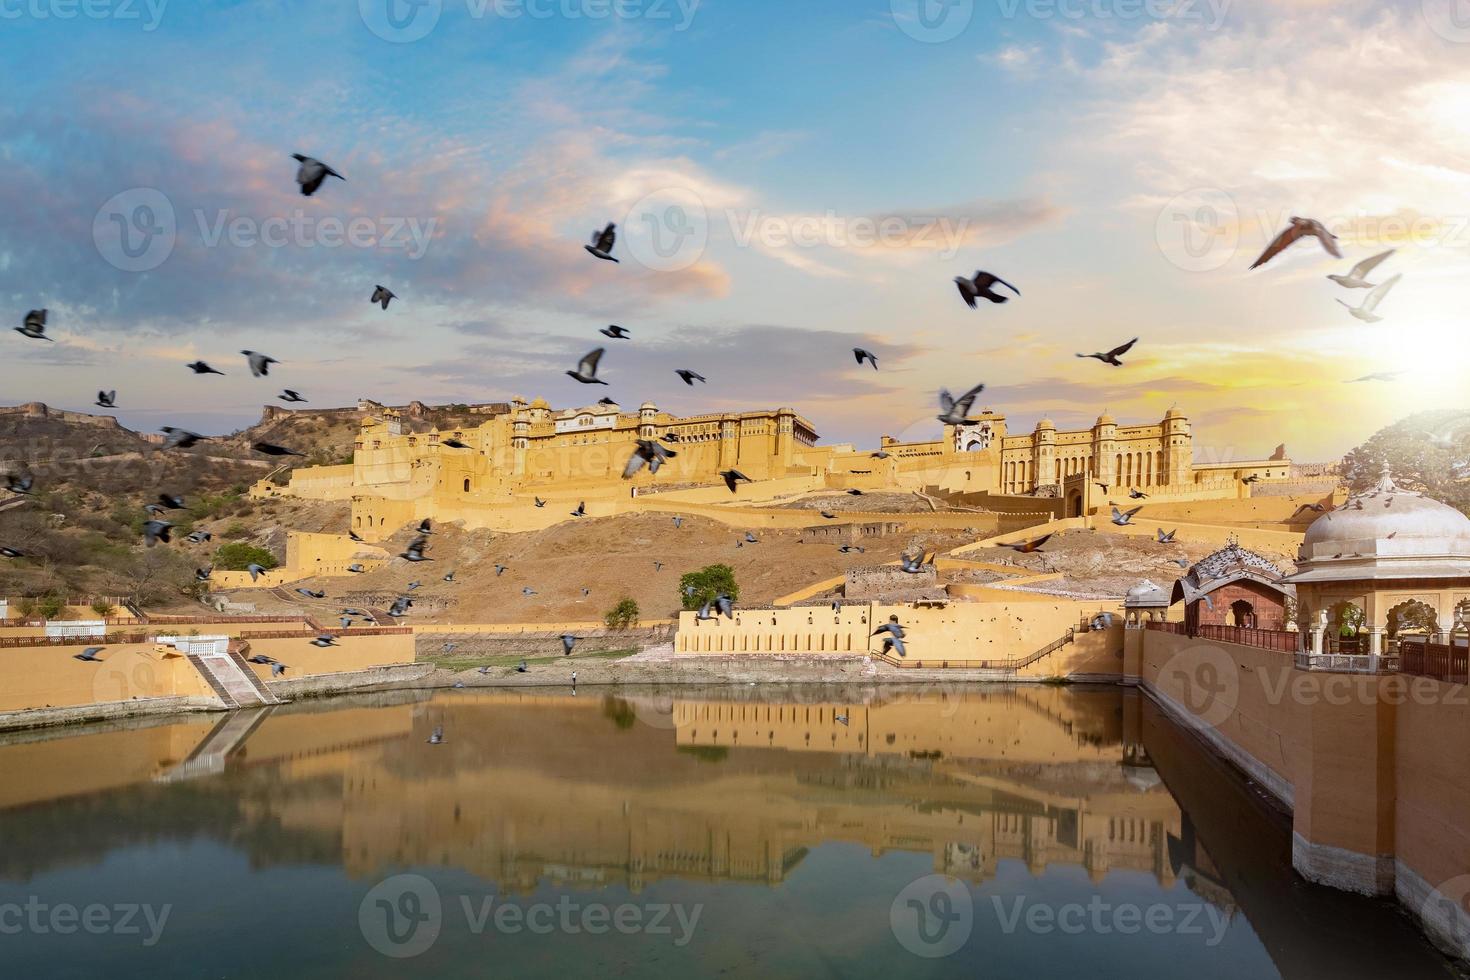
(258, 397), (1300, 537)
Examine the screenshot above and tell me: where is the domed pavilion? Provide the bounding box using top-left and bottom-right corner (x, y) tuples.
(1285, 468), (1470, 669)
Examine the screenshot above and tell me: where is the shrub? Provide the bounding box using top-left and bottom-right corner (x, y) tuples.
(213, 543), (278, 572)
(222, 523), (251, 540)
(37, 594), (66, 619)
(90, 601), (116, 618)
(15, 597), (38, 619)
(679, 564), (739, 611)
(604, 597), (640, 631)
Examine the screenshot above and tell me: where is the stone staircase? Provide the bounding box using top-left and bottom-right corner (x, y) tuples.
(186, 640), (282, 708)
(154, 706), (274, 782)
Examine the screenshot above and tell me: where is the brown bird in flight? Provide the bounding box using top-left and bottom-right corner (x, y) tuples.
(1000, 534), (1052, 554)
(1250, 217), (1341, 270)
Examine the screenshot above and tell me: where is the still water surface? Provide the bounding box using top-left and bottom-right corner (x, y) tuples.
(0, 685), (1458, 978)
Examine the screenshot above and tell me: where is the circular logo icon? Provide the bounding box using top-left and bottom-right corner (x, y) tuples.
(890, 874), (973, 958)
(1424, 0), (1470, 43)
(1423, 874), (1470, 951)
(1155, 187), (1240, 272)
(360, 0), (443, 43)
(892, 0), (974, 43)
(622, 187), (710, 273)
(91, 654), (160, 703)
(93, 188), (176, 273)
(1158, 643), (1239, 729)
(359, 874), (442, 958)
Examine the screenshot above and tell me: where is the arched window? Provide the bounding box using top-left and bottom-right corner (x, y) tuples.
(463, 478), (471, 493)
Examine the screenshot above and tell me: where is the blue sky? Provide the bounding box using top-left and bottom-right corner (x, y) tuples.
(3, 0), (1469, 461)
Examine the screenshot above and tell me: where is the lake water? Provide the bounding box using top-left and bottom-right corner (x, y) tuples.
(0, 685), (1458, 979)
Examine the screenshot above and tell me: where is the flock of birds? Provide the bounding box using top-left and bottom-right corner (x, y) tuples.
(0, 155), (1414, 668)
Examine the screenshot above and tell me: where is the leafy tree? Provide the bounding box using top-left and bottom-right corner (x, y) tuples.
(37, 594), (66, 619)
(679, 564), (739, 611)
(14, 597), (39, 619)
(1341, 410), (1470, 516)
(604, 597), (640, 631)
(213, 543), (278, 572)
(90, 600), (116, 618)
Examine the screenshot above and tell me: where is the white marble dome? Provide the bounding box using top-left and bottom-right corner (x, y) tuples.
(1293, 470), (1470, 582)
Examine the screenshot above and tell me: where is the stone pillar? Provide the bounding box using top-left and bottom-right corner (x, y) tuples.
(719, 419), (737, 469)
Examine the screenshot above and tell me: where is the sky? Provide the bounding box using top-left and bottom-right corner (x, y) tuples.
(2, 0), (1469, 463)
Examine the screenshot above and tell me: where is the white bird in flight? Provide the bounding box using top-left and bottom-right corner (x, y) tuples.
(1327, 249), (1395, 289)
(1337, 274), (1402, 323)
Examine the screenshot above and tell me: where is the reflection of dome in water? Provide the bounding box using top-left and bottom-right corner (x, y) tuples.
(1291, 469), (1470, 584)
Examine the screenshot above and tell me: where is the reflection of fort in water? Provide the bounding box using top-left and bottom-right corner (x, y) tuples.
(0, 688), (1187, 900)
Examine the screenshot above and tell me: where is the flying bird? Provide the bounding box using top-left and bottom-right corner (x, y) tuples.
(371, 285), (397, 310)
(570, 501), (586, 518)
(279, 390), (308, 403)
(15, 309), (52, 341)
(673, 517), (683, 529)
(495, 564), (508, 576)
(416, 519), (434, 535)
(195, 566), (213, 581)
(675, 370), (707, 386)
(400, 536), (432, 562)
(1328, 249), (1395, 289)
(872, 620), (908, 658)
(253, 442), (305, 457)
(311, 635), (338, 648)
(899, 552), (930, 574)
(143, 521), (173, 547)
(242, 350), (278, 377)
(1077, 338), (1138, 367)
(4, 473), (34, 495)
(567, 348), (609, 385)
(1250, 217), (1341, 270)
(388, 597), (413, 617)
(1156, 528), (1177, 544)
(744, 532), (759, 544)
(247, 564), (268, 582)
(158, 494), (185, 510)
(937, 384), (986, 426)
(427, 726), (445, 745)
(522, 587), (537, 597)
(186, 361), (225, 376)
(292, 154), (344, 196)
(295, 588), (325, 599)
(73, 647), (105, 662)
(96, 390), (117, 409)
(271, 662), (289, 677)
(853, 348), (878, 370)
(0, 547), (24, 559)
(999, 534), (1052, 554)
(1293, 503), (1328, 516)
(1336, 274), (1402, 323)
(561, 635), (577, 656)
(1111, 505), (1143, 526)
(1129, 488), (1149, 500)
(1345, 372), (1401, 384)
(954, 271), (1020, 308)
(624, 439), (678, 479)
(597, 398), (618, 407)
(720, 470), (752, 493)
(441, 439), (470, 449)
(600, 325), (631, 339)
(585, 223), (619, 262)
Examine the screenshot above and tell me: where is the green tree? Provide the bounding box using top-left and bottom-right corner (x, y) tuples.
(90, 600), (116, 618)
(604, 597), (640, 631)
(37, 594), (66, 619)
(1341, 410), (1470, 516)
(679, 564), (739, 611)
(213, 543), (278, 572)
